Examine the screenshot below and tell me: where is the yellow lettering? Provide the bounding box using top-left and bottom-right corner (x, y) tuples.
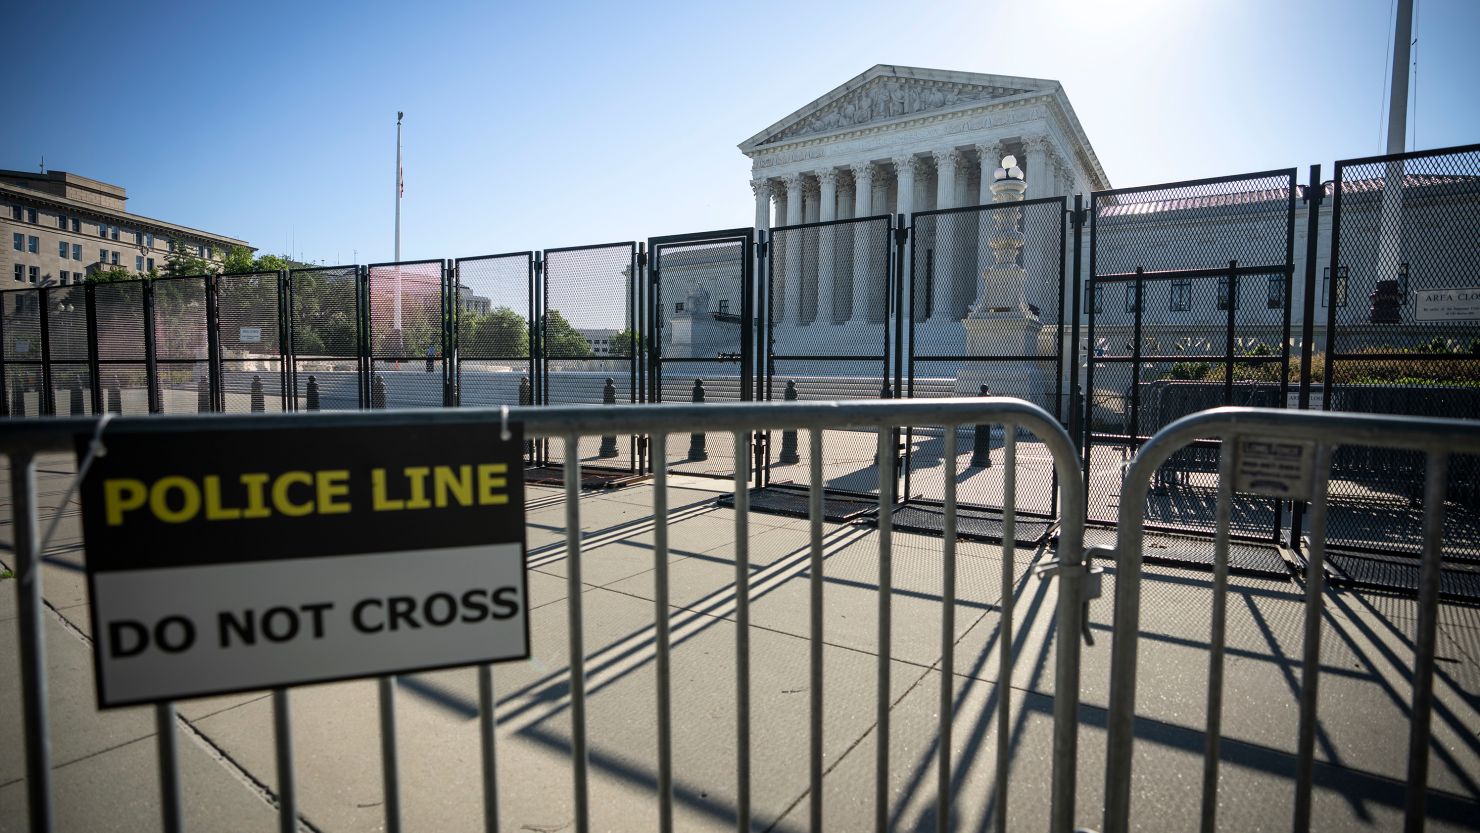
(404, 466), (432, 510)
(150, 476), (201, 524)
(433, 465), (473, 508)
(103, 478), (147, 526)
(271, 471), (314, 517)
(203, 476), (242, 520)
(316, 470), (351, 515)
(372, 468), (404, 511)
(477, 463), (508, 505)
(240, 473), (272, 519)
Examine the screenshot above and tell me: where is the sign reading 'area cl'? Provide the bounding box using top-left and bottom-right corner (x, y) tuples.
(79, 422), (529, 708)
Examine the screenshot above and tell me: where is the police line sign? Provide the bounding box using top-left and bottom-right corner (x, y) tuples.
(79, 422), (529, 708)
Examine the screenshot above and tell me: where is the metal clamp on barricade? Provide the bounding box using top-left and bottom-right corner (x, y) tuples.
(1035, 546), (1108, 646)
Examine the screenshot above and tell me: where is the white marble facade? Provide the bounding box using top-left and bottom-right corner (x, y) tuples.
(739, 65), (1109, 357)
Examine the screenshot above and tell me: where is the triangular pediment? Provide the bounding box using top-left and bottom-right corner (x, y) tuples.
(740, 65), (1057, 151)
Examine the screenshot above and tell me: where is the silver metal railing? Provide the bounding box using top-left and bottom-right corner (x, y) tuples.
(1, 396), (1092, 833)
(1100, 406), (1480, 833)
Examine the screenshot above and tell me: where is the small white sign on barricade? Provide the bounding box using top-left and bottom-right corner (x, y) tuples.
(1232, 437), (1315, 500)
(239, 326), (262, 343)
(1415, 286), (1480, 322)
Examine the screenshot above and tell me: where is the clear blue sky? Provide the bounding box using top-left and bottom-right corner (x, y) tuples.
(4, 0), (1477, 264)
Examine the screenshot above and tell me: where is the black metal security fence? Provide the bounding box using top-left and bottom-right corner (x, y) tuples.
(1084, 168), (1298, 541)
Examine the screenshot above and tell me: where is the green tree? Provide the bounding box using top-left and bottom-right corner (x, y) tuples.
(221, 246), (255, 274)
(543, 309), (592, 358)
(462, 306), (529, 357)
(85, 266), (135, 284)
(164, 241), (216, 277)
(608, 327), (640, 358)
(252, 253), (295, 272)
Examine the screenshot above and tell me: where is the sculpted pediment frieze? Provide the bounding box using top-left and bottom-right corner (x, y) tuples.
(757, 77), (1036, 146)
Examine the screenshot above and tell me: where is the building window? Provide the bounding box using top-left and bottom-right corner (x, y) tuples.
(28, 266), (38, 284)
(1169, 279), (1190, 312)
(111, 250), (119, 265)
(59, 240), (68, 258)
(99, 223), (108, 239)
(1216, 277), (1236, 311)
(25, 208), (36, 224)
(1092, 285), (1104, 315)
(110, 226), (120, 241)
(1267, 275), (1285, 309)
(57, 214), (67, 229)
(12, 264), (21, 282)
(719, 299), (730, 314)
(674, 301), (685, 312)
(1124, 283), (1140, 313)
(136, 255), (144, 271)
(9, 206), (19, 220)
(206, 245), (213, 258)
(27, 235), (38, 253)
(147, 257), (154, 271)
(197, 244), (205, 257)
(1322, 266), (1347, 307)
(100, 247), (107, 263)
(72, 243), (81, 260)
(145, 232), (154, 247)
(11, 232), (20, 251)
(71, 218), (80, 233)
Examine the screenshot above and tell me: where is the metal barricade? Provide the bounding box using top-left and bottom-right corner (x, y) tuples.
(3, 396), (1089, 833)
(1100, 406), (1480, 833)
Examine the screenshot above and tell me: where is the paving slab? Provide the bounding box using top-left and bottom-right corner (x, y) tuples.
(0, 724), (282, 833)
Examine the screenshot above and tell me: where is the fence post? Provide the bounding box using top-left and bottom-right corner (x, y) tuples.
(519, 376), (533, 458)
(1224, 260), (1238, 405)
(599, 378), (619, 458)
(1068, 194), (1086, 448)
(778, 380), (799, 464)
(143, 278), (161, 414)
(971, 384), (993, 468)
(206, 273), (223, 412)
(372, 374), (387, 409)
(687, 379), (707, 461)
(38, 287), (53, 416)
(306, 375), (320, 411)
(85, 282), (102, 414)
(250, 374), (265, 413)
(1291, 165), (1323, 550)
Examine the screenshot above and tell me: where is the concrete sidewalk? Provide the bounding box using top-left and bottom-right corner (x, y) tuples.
(3, 454), (1479, 831)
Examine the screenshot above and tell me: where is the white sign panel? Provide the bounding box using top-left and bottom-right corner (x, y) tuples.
(1233, 438), (1315, 501)
(1415, 286), (1480, 322)
(80, 422), (529, 708)
(238, 326), (262, 343)
(1285, 391), (1324, 411)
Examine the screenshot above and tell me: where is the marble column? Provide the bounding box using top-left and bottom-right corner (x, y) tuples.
(930, 148), (962, 320)
(850, 162), (876, 323)
(893, 155), (924, 322)
(801, 177), (821, 323)
(751, 179), (772, 231)
(836, 172), (855, 323)
(816, 170), (838, 324)
(782, 174), (804, 326)
(1024, 135), (1051, 201)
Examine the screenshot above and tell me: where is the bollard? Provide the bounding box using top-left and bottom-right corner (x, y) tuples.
(71, 386), (86, 416)
(250, 375), (265, 413)
(372, 374), (387, 409)
(519, 376), (533, 456)
(778, 379), (800, 464)
(107, 386), (122, 415)
(198, 377), (211, 413)
(598, 378), (619, 458)
(9, 386), (23, 418)
(305, 375), (320, 412)
(687, 379), (707, 462)
(970, 384), (993, 468)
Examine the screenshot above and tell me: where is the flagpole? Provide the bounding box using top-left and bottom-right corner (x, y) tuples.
(394, 111), (404, 334)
